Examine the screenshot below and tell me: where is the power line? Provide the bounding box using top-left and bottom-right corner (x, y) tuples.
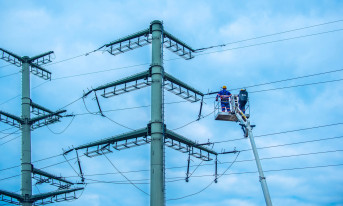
(0, 19), (341, 74)
(210, 122), (343, 144)
(250, 78), (343, 93)
(0, 121), (341, 173)
(221, 67), (343, 94)
(171, 110), (215, 130)
(195, 28), (343, 57)
(61, 149), (343, 179)
(81, 95), (136, 131)
(0, 64), (12, 69)
(166, 152), (240, 201)
(0, 127), (19, 134)
(44, 50), (101, 67)
(0, 72), (19, 79)
(0, 121), (342, 173)
(240, 135), (343, 152)
(1, 28), (342, 106)
(167, 163), (343, 180)
(0, 135), (20, 146)
(0, 129), (20, 140)
(53, 62), (149, 81)
(0, 174), (20, 182)
(2, 148), (341, 183)
(102, 151), (150, 196)
(194, 19), (343, 52)
(104, 115), (136, 131)
(46, 115), (76, 135)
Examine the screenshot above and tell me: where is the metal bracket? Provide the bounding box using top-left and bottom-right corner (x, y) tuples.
(0, 110), (23, 128)
(105, 28), (151, 56)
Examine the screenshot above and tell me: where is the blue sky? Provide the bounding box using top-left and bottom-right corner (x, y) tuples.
(1, 0), (343, 205)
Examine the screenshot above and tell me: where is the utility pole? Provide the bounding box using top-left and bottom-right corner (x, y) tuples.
(0, 48), (83, 205)
(22, 56), (32, 206)
(64, 20), (218, 206)
(150, 20), (164, 205)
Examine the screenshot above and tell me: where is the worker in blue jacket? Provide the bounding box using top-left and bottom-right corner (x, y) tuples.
(216, 85), (232, 112)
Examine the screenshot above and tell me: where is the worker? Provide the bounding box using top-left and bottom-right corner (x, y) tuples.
(216, 85), (232, 112)
(238, 89), (248, 114)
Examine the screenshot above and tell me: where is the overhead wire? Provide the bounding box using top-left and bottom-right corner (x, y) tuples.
(81, 94), (136, 131)
(104, 115), (136, 131)
(203, 67), (343, 95)
(59, 149), (343, 179)
(2, 149), (342, 183)
(0, 135), (21, 146)
(249, 78), (343, 93)
(0, 71), (19, 79)
(75, 160), (343, 185)
(101, 151), (150, 196)
(194, 19), (343, 52)
(166, 152), (240, 201)
(210, 122), (343, 144)
(239, 135), (343, 152)
(0, 127), (19, 134)
(1, 24), (343, 107)
(0, 149), (343, 181)
(1, 121), (342, 173)
(0, 129), (20, 140)
(0, 21), (343, 192)
(194, 28), (343, 57)
(171, 109), (215, 130)
(46, 115), (76, 135)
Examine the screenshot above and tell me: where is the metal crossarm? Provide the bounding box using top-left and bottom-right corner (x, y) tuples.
(0, 110), (23, 128)
(163, 31), (195, 60)
(29, 51), (54, 66)
(164, 129), (217, 161)
(0, 48), (23, 67)
(30, 110), (66, 129)
(30, 110), (66, 124)
(73, 127), (149, 157)
(105, 28), (151, 56)
(31, 102), (55, 116)
(32, 168), (74, 189)
(0, 48), (53, 80)
(85, 70), (152, 98)
(29, 62), (52, 80)
(163, 72), (203, 102)
(30, 188), (84, 202)
(0, 189), (23, 204)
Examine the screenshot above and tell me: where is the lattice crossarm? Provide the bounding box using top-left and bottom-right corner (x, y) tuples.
(29, 51), (54, 66)
(0, 48), (23, 67)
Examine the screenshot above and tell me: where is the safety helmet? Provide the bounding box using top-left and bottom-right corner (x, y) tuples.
(223, 85), (227, 89)
(241, 88), (246, 91)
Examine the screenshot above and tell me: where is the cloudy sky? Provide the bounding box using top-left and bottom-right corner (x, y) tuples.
(1, 0), (343, 205)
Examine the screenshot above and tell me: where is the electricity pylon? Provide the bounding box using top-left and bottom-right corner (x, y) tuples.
(0, 48), (83, 206)
(64, 20), (218, 206)
(214, 95), (273, 206)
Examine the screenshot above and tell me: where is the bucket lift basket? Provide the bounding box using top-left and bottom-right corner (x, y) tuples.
(214, 95), (249, 122)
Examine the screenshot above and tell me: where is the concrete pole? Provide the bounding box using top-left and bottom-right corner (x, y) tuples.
(21, 57), (32, 206)
(246, 121), (272, 206)
(150, 20), (165, 206)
